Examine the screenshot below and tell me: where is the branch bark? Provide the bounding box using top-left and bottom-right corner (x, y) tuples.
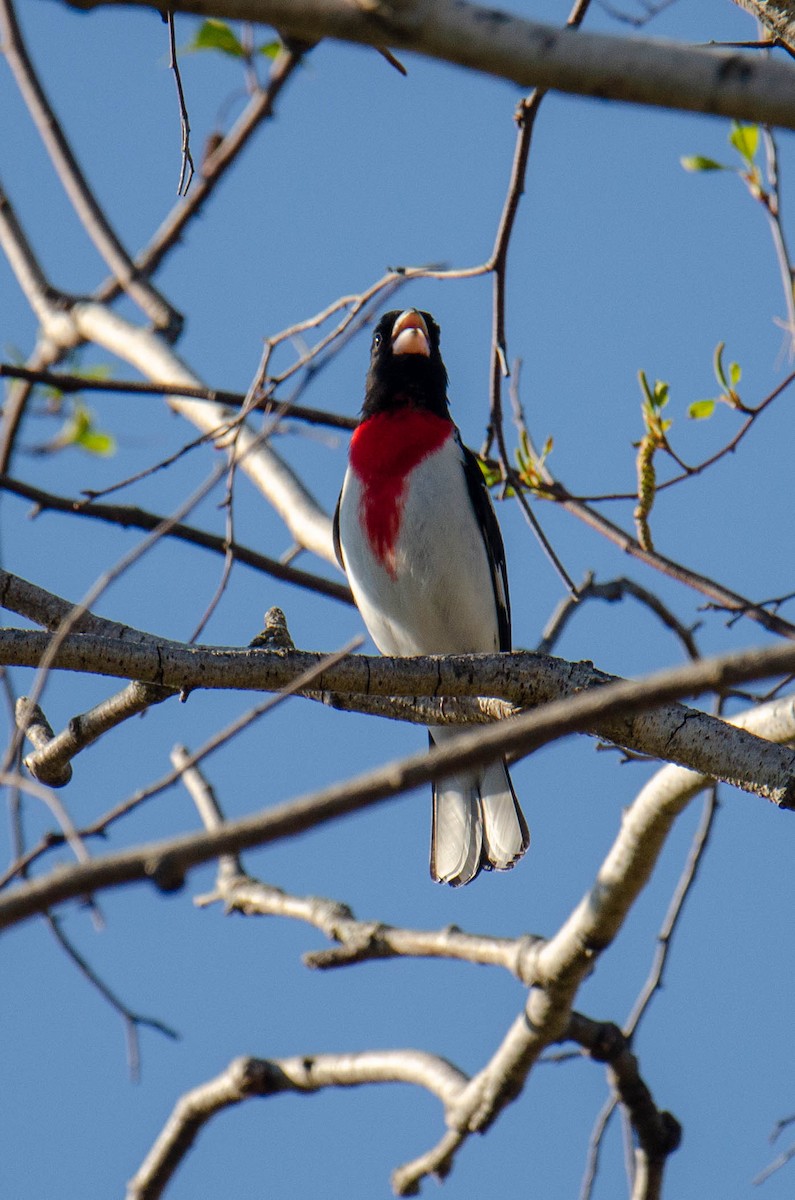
(0, 0), (182, 336)
(61, 0), (795, 130)
(2, 619), (795, 798)
(1, 651), (795, 930)
(732, 0), (795, 51)
(126, 1050), (469, 1200)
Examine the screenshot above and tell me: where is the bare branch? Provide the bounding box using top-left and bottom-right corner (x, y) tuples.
(94, 44), (307, 299)
(570, 1015), (680, 1200)
(166, 13), (195, 197)
(58, 301), (337, 564)
(2, 620), (795, 799)
(0, 364), (358, 431)
(550, 474), (795, 640)
(0, 0), (182, 336)
(14, 697), (73, 786)
(1, 655), (795, 930)
(624, 783), (718, 1037)
(0, 178), (67, 322)
(732, 0), (795, 54)
(538, 573), (701, 659)
(0, 474), (353, 604)
(18, 682), (174, 787)
(0, 770), (90, 867)
(127, 1050), (468, 1200)
(46, 912), (178, 1082)
(61, 0), (795, 131)
(0, 567), (169, 641)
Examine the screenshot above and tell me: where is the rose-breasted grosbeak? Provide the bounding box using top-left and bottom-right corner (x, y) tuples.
(334, 308), (529, 885)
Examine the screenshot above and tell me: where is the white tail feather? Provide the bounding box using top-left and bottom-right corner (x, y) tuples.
(429, 728), (529, 886)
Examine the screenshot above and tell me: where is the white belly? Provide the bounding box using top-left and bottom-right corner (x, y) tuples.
(338, 441), (500, 656)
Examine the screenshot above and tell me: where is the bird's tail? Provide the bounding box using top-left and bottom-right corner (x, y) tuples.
(428, 727), (530, 886)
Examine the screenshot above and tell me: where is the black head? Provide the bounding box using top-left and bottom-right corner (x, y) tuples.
(362, 309), (450, 419)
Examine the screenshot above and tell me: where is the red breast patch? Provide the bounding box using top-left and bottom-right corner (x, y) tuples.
(349, 409), (453, 578)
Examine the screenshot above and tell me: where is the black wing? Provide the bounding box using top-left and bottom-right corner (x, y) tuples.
(460, 440), (511, 652)
(332, 489), (344, 570)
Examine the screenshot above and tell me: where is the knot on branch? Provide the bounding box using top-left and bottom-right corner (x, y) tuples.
(249, 607), (295, 651)
(145, 853), (186, 894)
(303, 921), (387, 969)
(16, 697), (72, 787)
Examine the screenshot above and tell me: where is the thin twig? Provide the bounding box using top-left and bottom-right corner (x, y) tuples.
(481, 0), (592, 597)
(166, 14), (195, 197)
(0, 364), (357, 430)
(0, 0), (181, 336)
(538, 573), (700, 659)
(0, 458), (229, 783)
(46, 912), (178, 1081)
(0, 476), (353, 602)
(624, 784), (720, 1038)
(93, 45), (308, 302)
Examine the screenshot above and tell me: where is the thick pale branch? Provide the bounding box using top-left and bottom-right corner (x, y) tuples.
(35, 301), (337, 564)
(196, 869), (544, 976)
(63, 0), (795, 130)
(0, 658), (794, 931)
(0, 568), (173, 642)
(418, 691), (795, 1145)
(0, 0), (181, 335)
(2, 625), (795, 803)
(127, 1050), (468, 1200)
(181, 692), (794, 1194)
(14, 699), (72, 787)
(18, 683), (174, 787)
(0, 474), (352, 604)
(540, 689), (795, 992)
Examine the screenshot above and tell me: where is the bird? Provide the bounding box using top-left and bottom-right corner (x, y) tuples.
(334, 308), (529, 885)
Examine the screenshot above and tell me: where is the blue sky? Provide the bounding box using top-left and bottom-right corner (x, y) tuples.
(2, 1), (795, 1197)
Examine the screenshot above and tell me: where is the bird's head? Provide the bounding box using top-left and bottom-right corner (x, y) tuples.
(362, 309), (449, 419)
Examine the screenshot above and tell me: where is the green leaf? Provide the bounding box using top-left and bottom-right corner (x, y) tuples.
(78, 364), (114, 381)
(186, 19), (244, 57)
(478, 459), (501, 488)
(257, 40), (281, 58)
(680, 155), (727, 173)
(77, 429), (116, 456)
(730, 122), (759, 166)
(64, 404), (116, 457)
(638, 370), (654, 409)
(729, 361), (742, 387)
(713, 341), (728, 391)
(688, 399), (716, 420)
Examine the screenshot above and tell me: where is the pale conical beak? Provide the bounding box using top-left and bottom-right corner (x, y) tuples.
(391, 309), (430, 357)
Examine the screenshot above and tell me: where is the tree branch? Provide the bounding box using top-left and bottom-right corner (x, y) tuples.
(2, 619), (795, 797)
(732, 0), (795, 53)
(569, 1015), (680, 1200)
(94, 43), (307, 301)
(2, 645), (795, 929)
(0, 0), (182, 337)
(61, 0), (795, 130)
(17, 683), (174, 787)
(127, 1050), (468, 1200)
(0, 473), (353, 604)
(59, 301), (337, 564)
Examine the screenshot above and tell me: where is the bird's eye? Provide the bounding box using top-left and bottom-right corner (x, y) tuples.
(372, 332), (382, 349)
